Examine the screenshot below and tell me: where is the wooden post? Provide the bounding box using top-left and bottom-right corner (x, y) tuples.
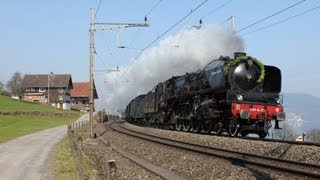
(108, 160), (117, 180)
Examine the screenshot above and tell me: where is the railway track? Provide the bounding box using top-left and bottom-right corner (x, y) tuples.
(97, 124), (185, 180)
(129, 120), (320, 147)
(111, 121), (320, 179)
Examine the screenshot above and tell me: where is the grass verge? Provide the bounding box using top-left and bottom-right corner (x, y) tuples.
(0, 115), (79, 143)
(52, 137), (76, 180)
(53, 134), (99, 180)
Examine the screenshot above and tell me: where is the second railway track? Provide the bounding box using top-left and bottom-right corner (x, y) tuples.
(111, 121), (320, 179)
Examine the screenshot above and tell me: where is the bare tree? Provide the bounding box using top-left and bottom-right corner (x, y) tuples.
(6, 71), (23, 97)
(306, 129), (320, 142)
(272, 121), (294, 140)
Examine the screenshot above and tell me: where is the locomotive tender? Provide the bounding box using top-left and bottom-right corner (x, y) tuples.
(125, 52), (285, 138)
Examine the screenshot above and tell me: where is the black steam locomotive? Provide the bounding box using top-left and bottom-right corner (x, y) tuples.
(125, 52), (285, 138)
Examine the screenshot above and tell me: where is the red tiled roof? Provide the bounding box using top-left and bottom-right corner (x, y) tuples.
(71, 82), (98, 99)
(71, 82), (89, 97)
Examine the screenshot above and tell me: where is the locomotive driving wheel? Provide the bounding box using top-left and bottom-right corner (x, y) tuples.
(228, 118), (239, 137)
(213, 122), (222, 135)
(258, 132), (268, 138)
(154, 119), (160, 128)
(182, 119), (191, 131)
(202, 119), (213, 134)
(173, 113), (182, 131)
(191, 118), (201, 133)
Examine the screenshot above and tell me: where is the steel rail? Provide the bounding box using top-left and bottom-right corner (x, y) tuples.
(112, 122), (320, 179)
(126, 120), (320, 147)
(97, 126), (185, 180)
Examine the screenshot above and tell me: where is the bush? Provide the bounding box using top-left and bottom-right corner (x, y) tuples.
(0, 90), (10, 97)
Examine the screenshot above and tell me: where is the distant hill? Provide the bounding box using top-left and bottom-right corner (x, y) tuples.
(283, 93), (320, 133)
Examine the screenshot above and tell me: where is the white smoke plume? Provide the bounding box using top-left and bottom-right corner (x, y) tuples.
(104, 23), (244, 113)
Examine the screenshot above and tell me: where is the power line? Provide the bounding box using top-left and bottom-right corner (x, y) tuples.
(95, 49), (118, 82)
(96, 0), (163, 81)
(122, 0), (162, 61)
(120, 0), (210, 80)
(108, 49), (120, 67)
(145, 0), (163, 17)
(140, 0), (210, 55)
(200, 0), (233, 20)
(94, 0), (103, 19)
(94, 49), (108, 69)
(236, 0), (307, 34)
(241, 4), (320, 36)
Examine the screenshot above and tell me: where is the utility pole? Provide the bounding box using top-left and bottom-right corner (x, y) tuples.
(89, 7), (149, 139)
(231, 16), (236, 34)
(47, 72), (53, 105)
(89, 7), (95, 139)
(226, 16), (236, 34)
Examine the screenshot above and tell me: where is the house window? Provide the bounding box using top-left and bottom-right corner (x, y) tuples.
(26, 88), (31, 91)
(30, 88), (35, 91)
(58, 88), (64, 93)
(39, 88), (46, 92)
(58, 95), (64, 101)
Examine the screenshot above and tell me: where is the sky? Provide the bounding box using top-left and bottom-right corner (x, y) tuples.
(0, 0), (319, 111)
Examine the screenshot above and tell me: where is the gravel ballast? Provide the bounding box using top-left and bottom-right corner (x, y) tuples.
(80, 121), (320, 179)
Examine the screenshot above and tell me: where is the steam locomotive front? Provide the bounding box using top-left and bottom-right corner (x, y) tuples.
(225, 52), (263, 91)
(226, 53), (285, 137)
(204, 52), (285, 137)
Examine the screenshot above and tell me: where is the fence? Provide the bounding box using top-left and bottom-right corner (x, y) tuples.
(67, 123), (86, 180)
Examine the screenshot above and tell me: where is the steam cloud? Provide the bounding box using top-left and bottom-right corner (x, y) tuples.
(104, 23), (244, 113)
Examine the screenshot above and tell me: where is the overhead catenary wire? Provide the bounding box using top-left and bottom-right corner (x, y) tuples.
(200, 0), (233, 20)
(145, 0), (163, 17)
(121, 1), (162, 53)
(94, 0), (103, 19)
(241, 4), (320, 36)
(120, 0), (210, 80)
(97, 0), (161, 82)
(95, 49), (118, 82)
(138, 0), (210, 58)
(235, 0), (307, 34)
(94, 49), (108, 69)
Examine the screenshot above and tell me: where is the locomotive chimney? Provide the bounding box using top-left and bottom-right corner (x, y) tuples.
(234, 52), (246, 58)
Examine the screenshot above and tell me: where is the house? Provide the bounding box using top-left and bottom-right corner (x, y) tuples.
(22, 74), (73, 110)
(70, 82), (98, 112)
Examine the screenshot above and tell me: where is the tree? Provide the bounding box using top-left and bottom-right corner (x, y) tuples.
(272, 121), (294, 140)
(306, 129), (320, 142)
(0, 81), (4, 90)
(6, 71), (23, 97)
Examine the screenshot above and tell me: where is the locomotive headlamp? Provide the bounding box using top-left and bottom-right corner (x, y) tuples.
(276, 95), (283, 105)
(236, 94), (243, 101)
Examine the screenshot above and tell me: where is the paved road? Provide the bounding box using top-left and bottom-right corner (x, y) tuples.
(0, 114), (88, 180)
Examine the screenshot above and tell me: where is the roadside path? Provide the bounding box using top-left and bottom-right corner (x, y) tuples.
(0, 114), (88, 180)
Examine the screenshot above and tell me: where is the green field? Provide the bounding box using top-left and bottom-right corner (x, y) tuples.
(0, 95), (80, 143)
(0, 115), (78, 143)
(0, 95), (64, 112)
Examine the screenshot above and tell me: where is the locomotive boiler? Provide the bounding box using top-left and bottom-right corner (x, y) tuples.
(125, 52), (285, 138)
